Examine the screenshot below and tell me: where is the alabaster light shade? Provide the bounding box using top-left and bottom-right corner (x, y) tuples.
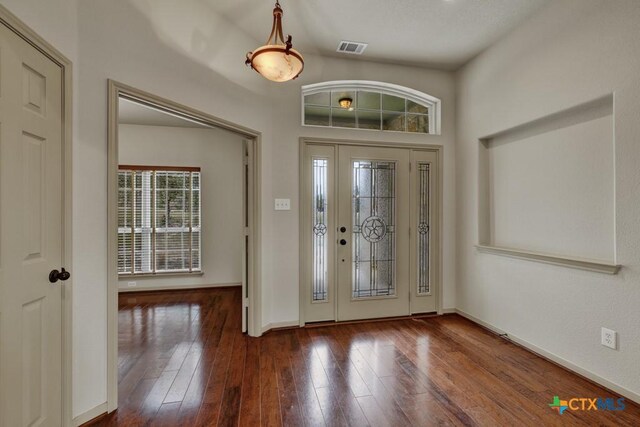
(248, 45), (304, 83)
(245, 1), (304, 83)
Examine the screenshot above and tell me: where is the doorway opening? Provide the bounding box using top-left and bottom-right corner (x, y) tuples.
(106, 81), (261, 412)
(299, 139), (442, 324)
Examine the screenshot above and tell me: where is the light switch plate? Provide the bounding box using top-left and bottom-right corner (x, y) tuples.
(274, 198), (291, 211)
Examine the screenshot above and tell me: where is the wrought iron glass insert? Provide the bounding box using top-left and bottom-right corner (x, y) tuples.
(312, 159), (329, 302)
(352, 160), (396, 298)
(417, 163), (430, 294)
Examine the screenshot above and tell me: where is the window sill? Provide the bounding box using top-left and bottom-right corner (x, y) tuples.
(118, 271), (205, 279)
(475, 245), (621, 275)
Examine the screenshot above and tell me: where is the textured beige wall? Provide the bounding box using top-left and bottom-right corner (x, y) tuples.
(456, 0), (640, 401)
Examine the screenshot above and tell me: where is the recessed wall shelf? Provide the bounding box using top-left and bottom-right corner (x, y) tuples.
(477, 94), (619, 274)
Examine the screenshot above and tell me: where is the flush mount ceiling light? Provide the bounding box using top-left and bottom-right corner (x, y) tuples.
(245, 1), (304, 83)
(339, 97), (353, 110)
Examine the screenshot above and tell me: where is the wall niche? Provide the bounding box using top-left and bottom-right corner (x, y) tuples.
(477, 94), (620, 274)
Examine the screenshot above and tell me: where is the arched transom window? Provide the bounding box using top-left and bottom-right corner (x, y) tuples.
(302, 81), (441, 135)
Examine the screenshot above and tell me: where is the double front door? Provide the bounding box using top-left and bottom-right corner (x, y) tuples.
(302, 143), (439, 323)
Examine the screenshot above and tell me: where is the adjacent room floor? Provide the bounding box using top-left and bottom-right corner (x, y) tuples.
(87, 287), (640, 426)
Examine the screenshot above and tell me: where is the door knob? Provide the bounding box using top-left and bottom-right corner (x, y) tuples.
(339, 226), (347, 233)
(49, 268), (71, 283)
(339, 239), (347, 245)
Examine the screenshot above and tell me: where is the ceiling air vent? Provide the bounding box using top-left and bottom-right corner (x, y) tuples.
(336, 41), (368, 55)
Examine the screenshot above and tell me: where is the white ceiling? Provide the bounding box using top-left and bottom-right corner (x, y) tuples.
(210, 0), (550, 70)
(119, 98), (211, 128)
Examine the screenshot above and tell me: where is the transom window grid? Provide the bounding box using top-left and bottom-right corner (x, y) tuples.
(301, 81), (441, 135)
(304, 90), (430, 134)
(118, 166), (201, 275)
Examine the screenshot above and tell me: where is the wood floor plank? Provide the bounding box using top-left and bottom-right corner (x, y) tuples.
(288, 332), (326, 427)
(268, 332), (305, 427)
(216, 334), (247, 427)
(154, 402), (182, 427)
(85, 288), (640, 427)
(164, 344), (202, 403)
(260, 335), (283, 427)
(139, 369), (179, 422)
(175, 309), (229, 427)
(194, 300), (240, 426)
(307, 329), (372, 426)
(238, 338), (262, 426)
(315, 386), (350, 427)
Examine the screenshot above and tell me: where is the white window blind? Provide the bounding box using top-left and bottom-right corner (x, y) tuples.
(118, 166), (201, 275)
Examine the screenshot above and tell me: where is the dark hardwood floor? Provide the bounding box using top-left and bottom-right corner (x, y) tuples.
(87, 287), (640, 426)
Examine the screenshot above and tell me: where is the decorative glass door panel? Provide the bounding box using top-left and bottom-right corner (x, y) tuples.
(409, 150), (438, 314)
(417, 163), (430, 295)
(312, 158), (329, 302)
(337, 145), (410, 321)
(352, 161), (397, 298)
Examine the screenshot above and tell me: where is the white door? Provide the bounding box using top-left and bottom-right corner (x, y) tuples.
(0, 22), (65, 427)
(337, 145), (411, 321)
(302, 144), (439, 323)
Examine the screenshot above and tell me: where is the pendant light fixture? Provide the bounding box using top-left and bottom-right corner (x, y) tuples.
(245, 1), (304, 83)
(339, 97), (353, 110)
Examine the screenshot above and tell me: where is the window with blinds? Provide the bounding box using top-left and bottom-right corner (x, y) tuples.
(118, 166), (201, 275)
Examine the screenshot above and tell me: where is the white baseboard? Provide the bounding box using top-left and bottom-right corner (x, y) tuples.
(440, 307), (457, 314)
(454, 309), (640, 405)
(261, 320), (300, 334)
(73, 402), (107, 426)
(118, 282), (241, 293)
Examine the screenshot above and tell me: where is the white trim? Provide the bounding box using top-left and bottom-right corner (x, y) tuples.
(0, 6), (74, 427)
(72, 402), (107, 427)
(261, 320), (300, 334)
(301, 80), (442, 135)
(440, 307), (457, 314)
(455, 309), (640, 405)
(118, 282), (240, 293)
(475, 245), (621, 275)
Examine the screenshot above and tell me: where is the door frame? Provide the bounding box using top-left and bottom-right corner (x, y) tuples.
(0, 5), (74, 426)
(298, 137), (443, 326)
(107, 81), (263, 412)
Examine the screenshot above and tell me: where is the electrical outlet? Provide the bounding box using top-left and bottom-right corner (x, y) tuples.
(601, 327), (617, 350)
(127, 281), (137, 287)
(274, 198), (291, 211)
